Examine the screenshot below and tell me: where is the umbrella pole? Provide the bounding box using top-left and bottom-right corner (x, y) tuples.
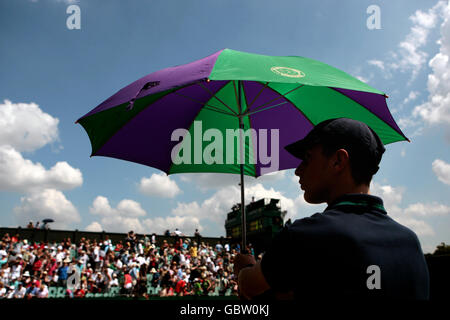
(237, 80), (247, 254)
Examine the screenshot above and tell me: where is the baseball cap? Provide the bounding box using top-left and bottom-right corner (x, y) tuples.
(285, 118), (386, 174)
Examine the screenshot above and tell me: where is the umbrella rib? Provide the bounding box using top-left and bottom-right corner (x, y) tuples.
(233, 80), (241, 115)
(172, 91), (237, 117)
(243, 101), (289, 116)
(203, 106), (239, 117)
(245, 84), (305, 115)
(263, 85), (315, 127)
(247, 82), (269, 110)
(329, 87), (410, 142)
(198, 82), (238, 116)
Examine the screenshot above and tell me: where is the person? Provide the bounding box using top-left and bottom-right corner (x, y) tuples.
(13, 282), (26, 298)
(233, 118), (430, 300)
(194, 229), (201, 242)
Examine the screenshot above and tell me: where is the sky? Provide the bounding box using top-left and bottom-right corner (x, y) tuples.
(1, 0), (449, 254)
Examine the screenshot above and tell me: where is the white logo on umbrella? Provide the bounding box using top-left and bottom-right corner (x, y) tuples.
(271, 66), (305, 78)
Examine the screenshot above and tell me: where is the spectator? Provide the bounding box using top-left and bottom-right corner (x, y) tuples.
(0, 231), (238, 299)
(13, 282), (26, 298)
(36, 284), (48, 298)
(123, 271), (133, 296)
(58, 260), (69, 287)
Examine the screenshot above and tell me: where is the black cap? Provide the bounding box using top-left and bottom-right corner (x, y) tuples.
(285, 118), (386, 174)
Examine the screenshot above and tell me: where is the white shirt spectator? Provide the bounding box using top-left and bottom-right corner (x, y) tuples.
(137, 255), (145, 266)
(36, 285), (48, 298)
(93, 246), (100, 262)
(11, 264), (21, 280)
(6, 287), (15, 299)
(137, 243), (144, 255)
(109, 277), (119, 287)
(106, 267), (114, 280)
(14, 286), (26, 299)
(80, 253), (89, 265)
(2, 267), (11, 283)
(56, 251), (65, 263)
(179, 253), (186, 265)
(28, 252), (36, 266)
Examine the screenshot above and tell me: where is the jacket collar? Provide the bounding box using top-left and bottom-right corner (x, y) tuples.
(325, 193), (387, 214)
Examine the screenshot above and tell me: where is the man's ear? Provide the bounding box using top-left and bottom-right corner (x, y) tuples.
(333, 149), (350, 171)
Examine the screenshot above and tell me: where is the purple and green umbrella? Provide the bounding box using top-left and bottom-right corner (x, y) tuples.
(76, 48), (407, 248)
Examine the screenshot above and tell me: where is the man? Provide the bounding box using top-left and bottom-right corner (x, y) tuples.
(234, 118), (429, 300)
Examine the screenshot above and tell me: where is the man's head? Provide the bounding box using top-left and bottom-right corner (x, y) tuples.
(285, 118), (385, 204)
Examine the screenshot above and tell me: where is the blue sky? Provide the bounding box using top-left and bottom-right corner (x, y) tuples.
(1, 0), (449, 253)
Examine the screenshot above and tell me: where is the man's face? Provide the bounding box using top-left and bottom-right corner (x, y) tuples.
(294, 144), (334, 204)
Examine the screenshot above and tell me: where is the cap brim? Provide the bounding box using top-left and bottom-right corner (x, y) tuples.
(284, 139), (310, 160)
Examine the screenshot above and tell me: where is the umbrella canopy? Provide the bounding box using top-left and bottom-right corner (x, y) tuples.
(76, 48), (407, 248)
(42, 219), (54, 224)
(77, 49), (407, 177)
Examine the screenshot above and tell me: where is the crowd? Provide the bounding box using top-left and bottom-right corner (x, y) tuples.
(0, 231), (252, 299)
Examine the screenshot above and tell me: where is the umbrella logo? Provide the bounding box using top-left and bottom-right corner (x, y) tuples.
(270, 66), (305, 78)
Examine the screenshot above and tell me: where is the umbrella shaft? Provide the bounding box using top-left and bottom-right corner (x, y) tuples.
(238, 80), (247, 254)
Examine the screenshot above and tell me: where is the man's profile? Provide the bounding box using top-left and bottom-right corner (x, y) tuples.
(233, 118), (429, 300)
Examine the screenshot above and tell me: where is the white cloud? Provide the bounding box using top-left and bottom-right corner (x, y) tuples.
(370, 182), (404, 208)
(172, 182), (323, 233)
(368, 2), (445, 82)
(89, 196), (147, 233)
(87, 195), (201, 234)
(393, 217), (436, 237)
(400, 149), (406, 157)
(0, 145), (82, 193)
(368, 60), (385, 70)
(394, 3), (443, 79)
(179, 170), (286, 192)
(403, 91), (420, 104)
(142, 216), (202, 235)
(138, 173), (181, 198)
(0, 100), (59, 152)
(85, 221), (103, 232)
(90, 196), (146, 217)
(370, 182), (448, 237)
(100, 216), (146, 234)
(14, 189), (80, 229)
(404, 202), (450, 216)
(355, 75), (369, 83)
(413, 2), (450, 128)
(432, 159), (450, 185)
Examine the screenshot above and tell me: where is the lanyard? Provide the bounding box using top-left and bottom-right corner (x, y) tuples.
(330, 200), (386, 213)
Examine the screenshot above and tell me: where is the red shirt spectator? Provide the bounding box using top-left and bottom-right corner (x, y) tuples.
(175, 279), (186, 295)
(124, 274), (133, 290)
(33, 258), (42, 272)
(75, 288), (86, 298)
(48, 259), (58, 276)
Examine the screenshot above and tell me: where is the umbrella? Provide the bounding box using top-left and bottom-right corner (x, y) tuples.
(42, 219), (54, 224)
(76, 48), (408, 250)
